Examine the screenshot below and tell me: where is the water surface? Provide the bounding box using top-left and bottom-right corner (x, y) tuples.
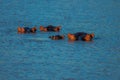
(0, 0), (120, 80)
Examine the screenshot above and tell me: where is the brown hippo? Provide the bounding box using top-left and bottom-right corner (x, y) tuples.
(17, 27), (37, 33)
(40, 25), (61, 32)
(49, 35), (64, 40)
(67, 32), (94, 41)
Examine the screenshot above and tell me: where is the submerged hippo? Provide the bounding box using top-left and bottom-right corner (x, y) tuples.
(17, 27), (37, 33)
(49, 35), (64, 40)
(40, 25), (61, 32)
(67, 32), (94, 41)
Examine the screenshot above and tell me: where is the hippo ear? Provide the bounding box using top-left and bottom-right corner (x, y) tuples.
(56, 26), (61, 30)
(67, 33), (72, 36)
(54, 27), (60, 32)
(57, 26), (61, 28)
(90, 33), (94, 38)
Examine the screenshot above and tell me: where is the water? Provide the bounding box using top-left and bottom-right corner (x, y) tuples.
(0, 0), (120, 80)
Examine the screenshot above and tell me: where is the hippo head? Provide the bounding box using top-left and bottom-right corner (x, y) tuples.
(67, 33), (76, 41)
(54, 26), (61, 32)
(31, 27), (37, 33)
(83, 33), (94, 41)
(40, 26), (47, 32)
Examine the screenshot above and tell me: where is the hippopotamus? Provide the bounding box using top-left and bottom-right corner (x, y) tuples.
(49, 35), (64, 40)
(40, 25), (61, 32)
(67, 32), (94, 41)
(17, 27), (37, 33)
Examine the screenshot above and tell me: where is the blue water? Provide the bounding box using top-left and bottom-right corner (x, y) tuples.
(0, 0), (120, 80)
